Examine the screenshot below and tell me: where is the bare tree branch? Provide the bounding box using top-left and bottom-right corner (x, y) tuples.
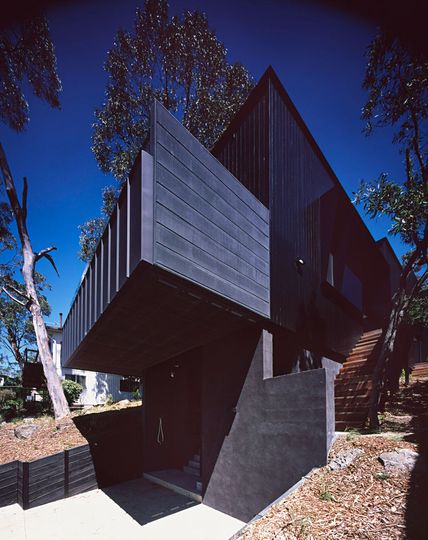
(6, 283), (31, 303)
(38, 252), (59, 277)
(1, 287), (28, 308)
(35, 246), (57, 260)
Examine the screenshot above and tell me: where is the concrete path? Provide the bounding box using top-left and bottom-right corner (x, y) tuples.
(0, 478), (244, 540)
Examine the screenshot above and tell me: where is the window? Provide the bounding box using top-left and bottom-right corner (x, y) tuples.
(65, 373), (86, 388)
(327, 253), (334, 286)
(341, 265), (363, 312)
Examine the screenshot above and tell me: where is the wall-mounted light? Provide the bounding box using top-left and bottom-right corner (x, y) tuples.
(295, 257), (305, 275)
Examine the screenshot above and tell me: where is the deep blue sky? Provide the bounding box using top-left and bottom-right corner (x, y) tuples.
(0, 0), (406, 324)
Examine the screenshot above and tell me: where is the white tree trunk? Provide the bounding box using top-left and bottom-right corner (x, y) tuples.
(0, 144), (70, 422)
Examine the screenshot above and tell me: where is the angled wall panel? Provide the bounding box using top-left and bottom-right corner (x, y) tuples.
(151, 101), (270, 318)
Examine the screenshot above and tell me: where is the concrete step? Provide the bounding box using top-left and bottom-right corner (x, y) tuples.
(188, 459), (200, 469)
(144, 469), (202, 502)
(183, 465), (200, 477)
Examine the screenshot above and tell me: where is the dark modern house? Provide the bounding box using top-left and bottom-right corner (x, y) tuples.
(61, 68), (398, 521)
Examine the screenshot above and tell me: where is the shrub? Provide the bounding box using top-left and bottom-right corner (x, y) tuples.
(61, 379), (84, 406)
(0, 389), (24, 421)
(0, 388), (16, 404)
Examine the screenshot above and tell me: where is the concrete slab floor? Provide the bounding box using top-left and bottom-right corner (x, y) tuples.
(0, 477), (245, 540)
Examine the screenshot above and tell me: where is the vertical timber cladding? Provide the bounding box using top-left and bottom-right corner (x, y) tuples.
(267, 76), (335, 336)
(212, 69), (369, 355)
(151, 100), (270, 318)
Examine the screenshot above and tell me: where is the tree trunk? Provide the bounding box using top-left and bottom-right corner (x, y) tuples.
(0, 144), (70, 422)
(7, 331), (24, 368)
(368, 280), (416, 429)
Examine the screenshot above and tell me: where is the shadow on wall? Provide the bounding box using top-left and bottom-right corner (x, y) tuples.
(405, 379), (428, 539)
(274, 291), (327, 375)
(203, 328), (329, 522)
(95, 372), (109, 402)
(73, 406), (143, 488)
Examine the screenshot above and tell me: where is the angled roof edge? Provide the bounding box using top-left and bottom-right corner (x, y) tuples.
(212, 66), (385, 255)
(376, 237), (402, 270)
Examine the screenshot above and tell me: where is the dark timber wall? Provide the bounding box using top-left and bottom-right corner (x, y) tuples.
(213, 67), (391, 359)
(63, 101), (270, 368)
(0, 445), (97, 510)
(151, 101), (270, 317)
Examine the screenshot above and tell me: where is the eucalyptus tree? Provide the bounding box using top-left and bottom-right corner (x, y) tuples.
(355, 31), (428, 428)
(80, 0), (253, 260)
(0, 274), (50, 370)
(0, 14), (70, 421)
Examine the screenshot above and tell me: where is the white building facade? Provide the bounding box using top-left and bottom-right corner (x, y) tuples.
(47, 325), (133, 405)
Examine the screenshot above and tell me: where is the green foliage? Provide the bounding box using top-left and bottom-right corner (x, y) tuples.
(132, 387), (141, 400)
(319, 486), (337, 502)
(61, 379), (84, 406)
(105, 393), (114, 406)
(354, 31), (427, 289)
(362, 33), (427, 146)
(80, 0), (253, 261)
(0, 15), (61, 132)
(0, 274), (51, 369)
(405, 287), (428, 327)
(0, 388), (15, 404)
(376, 472), (390, 481)
(0, 388), (24, 421)
(78, 185), (119, 262)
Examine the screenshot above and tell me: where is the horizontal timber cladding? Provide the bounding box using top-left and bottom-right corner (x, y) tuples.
(151, 100), (270, 318)
(0, 460), (18, 507)
(0, 445), (98, 510)
(66, 445), (97, 497)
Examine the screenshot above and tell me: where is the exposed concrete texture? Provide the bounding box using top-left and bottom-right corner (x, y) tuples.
(322, 357), (342, 451)
(0, 478), (244, 540)
(203, 328), (329, 522)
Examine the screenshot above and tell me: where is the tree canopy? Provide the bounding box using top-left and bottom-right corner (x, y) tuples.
(80, 0), (253, 261)
(0, 14), (61, 132)
(355, 31), (427, 427)
(356, 31), (427, 286)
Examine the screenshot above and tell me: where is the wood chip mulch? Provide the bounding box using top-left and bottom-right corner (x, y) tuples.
(0, 400), (143, 465)
(239, 434), (419, 540)
(0, 416), (88, 464)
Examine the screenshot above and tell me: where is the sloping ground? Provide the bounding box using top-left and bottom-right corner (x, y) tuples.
(335, 329), (383, 430)
(238, 379), (428, 540)
(0, 401), (141, 465)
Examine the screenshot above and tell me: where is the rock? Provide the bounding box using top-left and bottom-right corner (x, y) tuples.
(379, 449), (419, 472)
(14, 424), (40, 440)
(329, 448), (363, 471)
(23, 417), (36, 424)
(117, 399), (130, 406)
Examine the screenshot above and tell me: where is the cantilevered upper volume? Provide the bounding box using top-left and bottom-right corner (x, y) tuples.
(62, 101), (270, 375)
(63, 67), (397, 375)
